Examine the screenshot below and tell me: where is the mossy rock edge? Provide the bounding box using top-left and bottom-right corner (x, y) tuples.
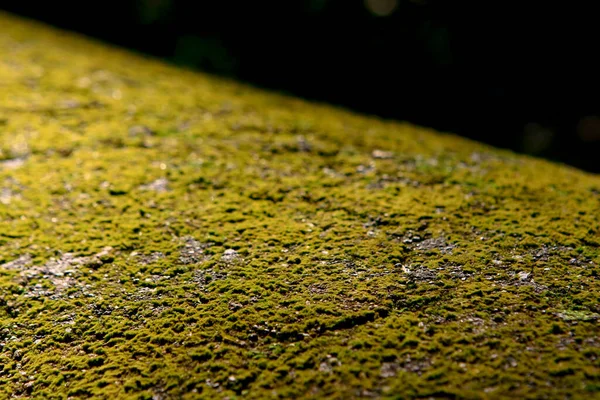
(1, 12), (599, 399)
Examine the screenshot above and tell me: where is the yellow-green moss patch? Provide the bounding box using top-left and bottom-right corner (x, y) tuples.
(1, 12), (599, 399)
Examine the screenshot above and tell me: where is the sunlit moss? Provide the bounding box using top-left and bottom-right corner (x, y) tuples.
(1, 11), (599, 399)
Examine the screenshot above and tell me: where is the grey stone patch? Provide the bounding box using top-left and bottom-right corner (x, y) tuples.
(469, 152), (493, 163)
(308, 283), (327, 295)
(0, 157), (27, 170)
(36, 247), (113, 276)
(500, 271), (548, 293)
(379, 362), (399, 378)
(530, 245), (573, 262)
(139, 178), (170, 193)
(296, 135), (312, 152)
(460, 315), (486, 326)
(556, 336), (600, 352)
(88, 302), (119, 317)
(568, 257), (595, 267)
(414, 236), (456, 254)
(192, 268), (227, 291)
(151, 388), (168, 400)
(0, 187), (20, 205)
(53, 312), (77, 327)
(128, 125), (155, 137)
(340, 259), (368, 277)
(371, 149), (394, 159)
(513, 244), (595, 267)
(318, 355), (341, 373)
(399, 264), (437, 283)
(135, 251), (165, 265)
(556, 310), (600, 322)
(144, 274), (170, 284)
(177, 120), (192, 132)
(518, 271), (531, 281)
(1, 254), (33, 270)
(380, 356), (431, 378)
(221, 249), (240, 263)
(356, 163), (375, 174)
(228, 301), (244, 311)
(402, 232), (423, 244)
(366, 174), (421, 190)
(26, 280), (94, 300)
(15, 247), (113, 298)
(322, 167), (343, 178)
(469, 152), (506, 164)
(400, 355), (431, 374)
(459, 152), (518, 173)
(58, 99), (81, 109)
(439, 264), (473, 281)
(459, 315), (493, 335)
(363, 215), (388, 228)
(124, 286), (160, 302)
(327, 258), (392, 281)
(365, 180), (386, 190)
(179, 237), (212, 264)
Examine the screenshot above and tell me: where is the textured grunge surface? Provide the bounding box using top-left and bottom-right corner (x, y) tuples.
(0, 12), (599, 399)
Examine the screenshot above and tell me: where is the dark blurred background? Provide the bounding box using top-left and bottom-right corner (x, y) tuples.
(2, 0), (599, 171)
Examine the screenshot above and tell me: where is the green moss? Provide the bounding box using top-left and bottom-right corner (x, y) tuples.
(1, 11), (600, 399)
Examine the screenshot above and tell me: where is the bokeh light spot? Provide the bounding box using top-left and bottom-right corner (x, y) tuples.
(577, 116), (600, 143)
(365, 0), (398, 17)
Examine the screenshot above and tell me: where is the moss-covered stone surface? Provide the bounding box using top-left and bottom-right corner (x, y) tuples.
(1, 12), (599, 399)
